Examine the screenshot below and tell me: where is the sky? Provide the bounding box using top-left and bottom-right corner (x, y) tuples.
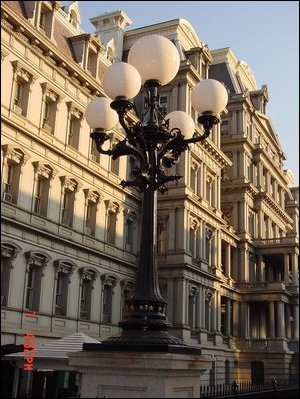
(67, 1), (299, 185)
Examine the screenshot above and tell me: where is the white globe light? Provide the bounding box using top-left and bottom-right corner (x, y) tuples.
(85, 97), (119, 131)
(165, 111), (195, 139)
(128, 34), (180, 86)
(103, 62), (141, 100)
(191, 79), (228, 115)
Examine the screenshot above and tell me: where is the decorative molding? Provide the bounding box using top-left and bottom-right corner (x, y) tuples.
(25, 251), (51, 273)
(54, 260), (77, 282)
(101, 274), (118, 287)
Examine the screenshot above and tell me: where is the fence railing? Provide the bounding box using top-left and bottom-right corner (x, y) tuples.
(200, 380), (299, 398)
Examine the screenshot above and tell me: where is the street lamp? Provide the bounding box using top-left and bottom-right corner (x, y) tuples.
(85, 34), (228, 351)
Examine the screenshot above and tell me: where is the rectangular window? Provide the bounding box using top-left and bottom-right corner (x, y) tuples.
(13, 80), (28, 116)
(91, 140), (100, 163)
(102, 285), (113, 323)
(34, 176), (50, 217)
(190, 167), (196, 192)
(85, 202), (96, 236)
(110, 156), (120, 175)
(107, 212), (116, 244)
(157, 222), (166, 255)
(1, 257), (11, 307)
(3, 162), (21, 204)
(68, 117), (80, 149)
(25, 266), (42, 311)
(39, 11), (46, 30)
(62, 190), (74, 227)
(87, 50), (97, 77)
(125, 219), (134, 251)
(42, 100), (56, 134)
(55, 273), (68, 316)
(80, 280), (91, 320)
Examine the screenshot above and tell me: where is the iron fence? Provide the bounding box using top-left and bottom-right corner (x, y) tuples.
(200, 379), (299, 398)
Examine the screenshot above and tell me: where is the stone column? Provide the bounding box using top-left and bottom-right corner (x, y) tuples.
(240, 302), (248, 337)
(225, 243), (231, 278)
(258, 209), (264, 238)
(259, 307), (267, 339)
(292, 304), (299, 340)
(232, 152), (238, 178)
(276, 301), (285, 338)
(269, 301), (275, 338)
(174, 278), (186, 326)
(216, 291), (221, 332)
(225, 298), (231, 336)
(232, 301), (239, 337)
(257, 255), (265, 282)
(285, 304), (291, 339)
(201, 287), (206, 329)
(257, 162), (262, 187)
(232, 248), (239, 281)
(211, 292), (217, 332)
(166, 279), (175, 323)
(232, 202), (238, 232)
(291, 251), (298, 285)
(195, 285), (202, 329)
(284, 253), (290, 285)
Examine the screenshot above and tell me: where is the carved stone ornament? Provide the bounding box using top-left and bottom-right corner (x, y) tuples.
(205, 289), (213, 302)
(104, 200), (120, 213)
(54, 260), (76, 282)
(79, 268), (98, 282)
(1, 244), (20, 268)
(25, 251), (51, 272)
(101, 274), (118, 287)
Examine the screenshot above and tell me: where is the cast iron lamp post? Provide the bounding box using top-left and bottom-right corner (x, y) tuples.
(85, 35), (228, 351)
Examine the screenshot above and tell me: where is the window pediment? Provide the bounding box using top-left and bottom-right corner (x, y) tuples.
(83, 188), (103, 203)
(2, 144), (30, 165)
(101, 274), (118, 287)
(32, 161), (58, 179)
(25, 251), (51, 270)
(60, 176), (82, 192)
(11, 60), (39, 82)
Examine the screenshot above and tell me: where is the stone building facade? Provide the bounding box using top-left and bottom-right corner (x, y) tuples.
(1, 0), (298, 392)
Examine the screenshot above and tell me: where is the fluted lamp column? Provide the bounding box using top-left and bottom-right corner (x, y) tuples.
(85, 34), (228, 352)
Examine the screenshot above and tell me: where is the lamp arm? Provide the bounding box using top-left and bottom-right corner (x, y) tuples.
(184, 128), (211, 144)
(111, 139), (148, 170)
(157, 129), (188, 165)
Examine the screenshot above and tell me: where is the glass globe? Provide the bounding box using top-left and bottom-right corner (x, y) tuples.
(103, 62), (141, 100)
(85, 97), (119, 131)
(127, 34), (180, 86)
(191, 79), (228, 115)
(165, 111), (195, 139)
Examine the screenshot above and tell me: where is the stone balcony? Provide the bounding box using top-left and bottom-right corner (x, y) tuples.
(234, 338), (290, 351)
(253, 236), (298, 247)
(235, 281), (286, 292)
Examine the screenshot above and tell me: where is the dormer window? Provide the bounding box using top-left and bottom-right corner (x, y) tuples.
(87, 49), (98, 77)
(38, 2), (53, 38)
(39, 10), (46, 30)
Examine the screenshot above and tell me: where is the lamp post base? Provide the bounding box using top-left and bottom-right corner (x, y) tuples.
(69, 348), (212, 398)
(83, 330), (202, 355)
